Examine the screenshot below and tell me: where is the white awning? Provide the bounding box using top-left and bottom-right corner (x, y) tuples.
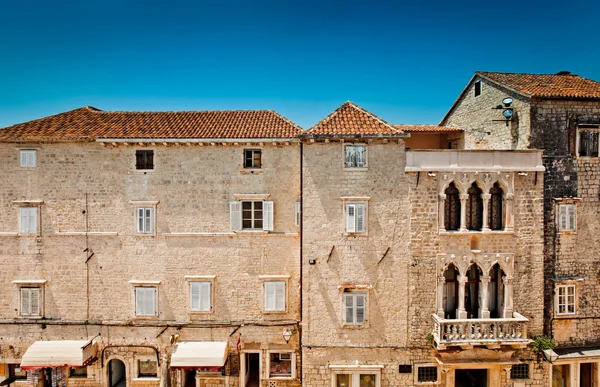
(170, 342), (229, 369)
(21, 340), (96, 369)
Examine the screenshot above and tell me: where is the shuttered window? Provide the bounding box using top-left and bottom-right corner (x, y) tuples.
(136, 150), (154, 170)
(264, 281), (286, 311)
(343, 292), (366, 325)
(345, 203), (366, 233)
(230, 200), (274, 231)
(190, 281), (211, 312)
(19, 150), (37, 167)
(244, 149), (262, 168)
(558, 204), (576, 232)
(136, 207), (154, 234)
(135, 287), (157, 316)
(344, 145), (366, 168)
(19, 207), (39, 234)
(20, 287), (41, 317)
(295, 202), (301, 227)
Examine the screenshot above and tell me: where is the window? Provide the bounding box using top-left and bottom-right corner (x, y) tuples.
(343, 292), (366, 325)
(20, 150), (36, 167)
(19, 206), (39, 235)
(230, 200), (273, 231)
(70, 367), (88, 378)
(267, 352), (294, 378)
(136, 150), (154, 170)
(345, 203), (366, 233)
(244, 149), (262, 168)
(20, 287), (41, 317)
(556, 284), (576, 315)
(9, 365), (27, 380)
(344, 145), (366, 168)
(466, 182), (483, 231)
(135, 286), (157, 317)
(295, 202), (301, 227)
(190, 281), (211, 312)
(510, 364), (530, 380)
(489, 182), (504, 230)
(136, 207), (154, 234)
(578, 127), (599, 157)
(474, 80), (482, 97)
(333, 371), (379, 387)
(444, 182), (460, 231)
(416, 365), (438, 383)
(558, 203), (576, 232)
(264, 281), (286, 312)
(137, 359), (158, 378)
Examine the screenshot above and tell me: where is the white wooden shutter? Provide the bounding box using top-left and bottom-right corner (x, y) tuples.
(190, 282), (201, 310)
(346, 204), (356, 233)
(559, 205), (567, 231)
(19, 208), (29, 234)
(295, 202), (301, 227)
(355, 294), (365, 324)
(344, 294), (353, 323)
(29, 208), (38, 234)
(28, 151), (36, 167)
(230, 201), (242, 231)
(21, 288), (31, 315)
(568, 205), (576, 231)
(30, 288), (40, 316)
(146, 288), (156, 316)
(275, 282), (285, 311)
(263, 201), (274, 231)
(356, 204), (365, 232)
(265, 282), (275, 311)
(20, 151), (27, 167)
(200, 282), (211, 311)
(135, 287), (145, 315)
(137, 208), (144, 233)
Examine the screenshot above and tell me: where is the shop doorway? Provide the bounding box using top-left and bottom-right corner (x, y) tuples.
(580, 363), (593, 387)
(108, 359), (126, 387)
(455, 369), (487, 387)
(243, 353), (260, 387)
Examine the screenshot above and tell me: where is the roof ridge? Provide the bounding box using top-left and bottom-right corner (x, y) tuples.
(345, 101), (401, 134)
(476, 71), (581, 76)
(94, 108), (275, 114)
(1, 106), (97, 131)
(267, 110), (304, 132)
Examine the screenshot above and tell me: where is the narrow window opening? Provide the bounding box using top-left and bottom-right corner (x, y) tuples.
(136, 150), (154, 170)
(489, 182), (504, 230)
(444, 182), (460, 231)
(474, 80), (482, 97)
(466, 182), (483, 231)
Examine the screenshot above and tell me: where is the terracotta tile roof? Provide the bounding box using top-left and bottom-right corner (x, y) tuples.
(392, 124), (462, 133)
(301, 101), (406, 138)
(0, 106), (302, 141)
(478, 72), (600, 99)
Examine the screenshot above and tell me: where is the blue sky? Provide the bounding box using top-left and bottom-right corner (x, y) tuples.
(1, 0), (599, 129)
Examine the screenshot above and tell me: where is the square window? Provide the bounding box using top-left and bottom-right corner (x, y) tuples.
(264, 281), (286, 312)
(333, 371), (378, 387)
(345, 203), (367, 233)
(556, 284), (576, 315)
(136, 207), (155, 234)
(70, 367), (88, 378)
(230, 200), (273, 231)
(474, 80), (482, 97)
(137, 359), (158, 378)
(242, 201), (263, 229)
(335, 374), (352, 387)
(135, 286), (157, 317)
(416, 366), (438, 383)
(578, 127), (599, 157)
(136, 150), (154, 170)
(558, 203), (576, 232)
(20, 287), (42, 317)
(343, 292), (366, 325)
(190, 281), (211, 312)
(268, 352), (293, 378)
(19, 206), (39, 234)
(20, 150), (37, 167)
(344, 145), (366, 168)
(9, 364), (27, 380)
(244, 149), (262, 168)
(510, 364), (530, 380)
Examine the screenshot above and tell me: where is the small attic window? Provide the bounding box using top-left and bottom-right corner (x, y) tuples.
(474, 80), (482, 97)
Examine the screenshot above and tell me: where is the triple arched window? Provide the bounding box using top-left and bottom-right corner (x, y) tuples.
(443, 181), (505, 232)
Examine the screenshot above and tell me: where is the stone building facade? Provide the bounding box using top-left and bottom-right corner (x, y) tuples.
(300, 102), (547, 387)
(0, 107), (302, 387)
(442, 71), (600, 386)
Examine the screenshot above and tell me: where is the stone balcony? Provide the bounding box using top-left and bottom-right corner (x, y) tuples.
(432, 313), (530, 350)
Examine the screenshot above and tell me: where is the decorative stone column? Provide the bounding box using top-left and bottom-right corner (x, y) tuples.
(439, 193), (446, 233)
(503, 276), (514, 318)
(459, 194), (468, 232)
(479, 275), (491, 318)
(482, 194), (491, 232)
(504, 193), (515, 232)
(457, 275), (468, 319)
(437, 275), (446, 317)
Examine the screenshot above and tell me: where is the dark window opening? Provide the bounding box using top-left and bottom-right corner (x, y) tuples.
(510, 364), (529, 380)
(10, 364), (27, 380)
(244, 149), (262, 168)
(242, 201), (263, 229)
(489, 182), (504, 230)
(579, 129), (599, 157)
(474, 80), (482, 97)
(138, 359), (158, 378)
(417, 366), (438, 382)
(444, 182), (460, 231)
(70, 367), (88, 378)
(467, 183), (483, 231)
(465, 265), (481, 319)
(136, 150), (154, 170)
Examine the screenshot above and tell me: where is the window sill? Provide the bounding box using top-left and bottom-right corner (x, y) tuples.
(135, 233), (156, 237)
(189, 310), (213, 315)
(240, 168), (264, 175)
(554, 313), (577, 319)
(343, 167), (368, 171)
(17, 315), (43, 320)
(439, 230), (514, 236)
(340, 323), (369, 329)
(132, 377), (160, 381)
(558, 230), (577, 235)
(263, 310), (288, 314)
(133, 169), (155, 173)
(266, 376), (295, 380)
(236, 230), (269, 234)
(344, 232), (368, 238)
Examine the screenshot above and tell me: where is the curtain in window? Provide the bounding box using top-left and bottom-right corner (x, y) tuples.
(444, 183), (460, 231)
(466, 183), (483, 231)
(489, 183), (503, 230)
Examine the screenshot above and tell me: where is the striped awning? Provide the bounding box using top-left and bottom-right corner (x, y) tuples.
(20, 340), (96, 369)
(170, 342), (229, 369)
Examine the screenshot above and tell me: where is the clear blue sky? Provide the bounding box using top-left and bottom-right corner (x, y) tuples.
(1, 0), (599, 129)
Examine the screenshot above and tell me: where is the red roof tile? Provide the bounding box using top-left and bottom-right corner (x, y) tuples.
(0, 106), (302, 141)
(301, 101), (405, 137)
(478, 72), (600, 99)
(393, 124), (462, 133)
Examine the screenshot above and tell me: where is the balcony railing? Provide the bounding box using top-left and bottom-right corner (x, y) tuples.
(432, 313), (530, 349)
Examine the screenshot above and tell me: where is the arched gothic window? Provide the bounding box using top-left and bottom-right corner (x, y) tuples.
(444, 183), (460, 231)
(466, 183), (483, 231)
(489, 182), (504, 230)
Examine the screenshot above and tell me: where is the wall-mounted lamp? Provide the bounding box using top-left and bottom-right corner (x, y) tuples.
(517, 172), (528, 177)
(427, 172), (437, 177)
(492, 97), (515, 126)
(283, 329), (296, 344)
(543, 349), (559, 363)
(169, 333), (180, 345)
